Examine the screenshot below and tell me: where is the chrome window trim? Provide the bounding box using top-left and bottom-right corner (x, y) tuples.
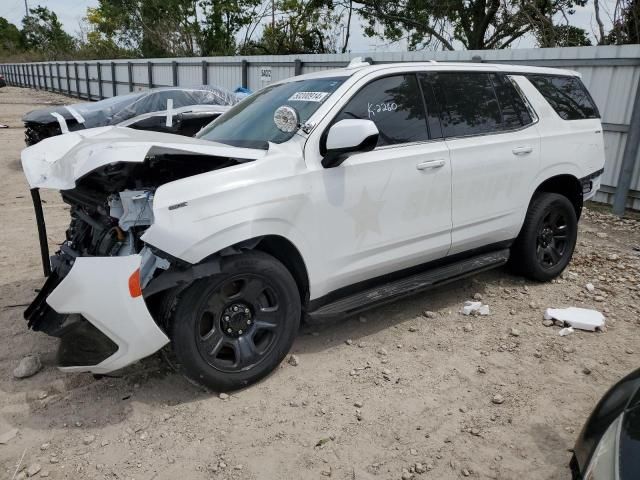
(373, 137), (446, 152)
(440, 121), (539, 142)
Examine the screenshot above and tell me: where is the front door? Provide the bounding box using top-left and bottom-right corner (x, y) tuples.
(306, 73), (452, 298)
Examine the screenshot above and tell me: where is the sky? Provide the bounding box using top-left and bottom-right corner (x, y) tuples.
(0, 0), (618, 52)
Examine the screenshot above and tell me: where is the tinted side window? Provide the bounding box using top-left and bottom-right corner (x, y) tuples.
(334, 74), (428, 147)
(490, 73), (533, 128)
(525, 74), (599, 120)
(432, 72), (501, 137)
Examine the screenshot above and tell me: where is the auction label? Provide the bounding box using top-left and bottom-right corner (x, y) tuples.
(288, 91), (329, 102)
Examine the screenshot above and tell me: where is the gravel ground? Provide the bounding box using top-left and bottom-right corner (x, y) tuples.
(1, 85), (640, 480)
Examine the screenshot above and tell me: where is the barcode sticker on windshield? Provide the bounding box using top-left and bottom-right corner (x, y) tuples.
(288, 91), (329, 102)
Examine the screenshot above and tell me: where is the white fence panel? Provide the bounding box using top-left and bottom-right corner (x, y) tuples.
(2, 45), (639, 209)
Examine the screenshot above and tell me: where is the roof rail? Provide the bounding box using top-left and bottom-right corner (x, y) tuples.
(346, 57), (370, 69)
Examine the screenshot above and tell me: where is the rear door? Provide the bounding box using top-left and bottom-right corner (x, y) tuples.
(425, 71), (540, 255)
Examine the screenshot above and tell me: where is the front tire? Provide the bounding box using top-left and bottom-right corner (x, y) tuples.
(510, 193), (578, 282)
(170, 251), (301, 391)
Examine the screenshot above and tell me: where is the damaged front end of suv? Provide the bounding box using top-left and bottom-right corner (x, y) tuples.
(22, 126), (264, 373)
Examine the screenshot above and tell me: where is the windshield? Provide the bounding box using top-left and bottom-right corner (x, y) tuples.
(197, 76), (347, 149)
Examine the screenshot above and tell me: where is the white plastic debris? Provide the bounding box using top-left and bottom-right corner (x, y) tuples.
(559, 327), (575, 337)
(544, 307), (605, 332)
(461, 301), (490, 316)
(462, 301), (481, 315)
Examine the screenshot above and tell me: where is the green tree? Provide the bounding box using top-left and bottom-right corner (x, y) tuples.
(75, 14), (135, 59)
(87, 0), (201, 57)
(199, 0), (262, 55)
(87, 0), (266, 57)
(241, 0), (340, 54)
(608, 0), (640, 44)
(351, 0), (587, 50)
(22, 6), (75, 59)
(0, 17), (23, 52)
(547, 24), (592, 46)
(522, 0), (588, 48)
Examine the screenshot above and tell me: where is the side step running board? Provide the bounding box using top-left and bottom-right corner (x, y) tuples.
(308, 249), (510, 320)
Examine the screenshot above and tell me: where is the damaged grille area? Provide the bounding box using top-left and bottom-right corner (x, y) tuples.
(25, 151), (252, 334)
(61, 152), (246, 258)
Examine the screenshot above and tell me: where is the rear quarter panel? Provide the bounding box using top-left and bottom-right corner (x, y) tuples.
(513, 75), (605, 224)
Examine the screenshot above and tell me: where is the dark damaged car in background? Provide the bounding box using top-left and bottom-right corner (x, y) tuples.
(572, 367), (640, 479)
(22, 85), (237, 145)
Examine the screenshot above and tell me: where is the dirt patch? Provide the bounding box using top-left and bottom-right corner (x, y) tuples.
(1, 85), (640, 480)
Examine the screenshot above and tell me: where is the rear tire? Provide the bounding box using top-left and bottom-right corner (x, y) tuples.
(170, 251), (301, 391)
(510, 193), (578, 282)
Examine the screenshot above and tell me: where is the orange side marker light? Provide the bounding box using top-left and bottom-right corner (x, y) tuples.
(128, 268), (142, 298)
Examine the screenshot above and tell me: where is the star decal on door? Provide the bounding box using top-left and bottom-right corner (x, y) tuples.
(345, 187), (385, 241)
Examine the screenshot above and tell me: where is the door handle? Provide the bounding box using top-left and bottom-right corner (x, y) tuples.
(416, 159), (446, 170)
(512, 146), (533, 156)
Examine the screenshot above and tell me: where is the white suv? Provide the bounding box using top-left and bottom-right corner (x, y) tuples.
(22, 60), (605, 390)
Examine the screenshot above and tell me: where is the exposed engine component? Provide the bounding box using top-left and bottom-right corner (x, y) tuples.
(57, 152), (238, 261)
(62, 190), (145, 259)
(109, 190), (155, 232)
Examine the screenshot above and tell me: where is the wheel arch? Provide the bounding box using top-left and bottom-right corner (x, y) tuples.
(251, 235), (310, 306)
(145, 233), (311, 309)
(532, 174), (583, 220)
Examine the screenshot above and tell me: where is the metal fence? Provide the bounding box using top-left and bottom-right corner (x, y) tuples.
(2, 45), (640, 211)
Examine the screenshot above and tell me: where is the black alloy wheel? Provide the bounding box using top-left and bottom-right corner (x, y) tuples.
(196, 274), (285, 373)
(510, 192), (578, 282)
(170, 251), (300, 391)
(536, 209), (569, 269)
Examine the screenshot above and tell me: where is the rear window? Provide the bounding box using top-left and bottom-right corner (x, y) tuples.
(490, 73), (533, 129)
(431, 72), (502, 137)
(525, 74), (599, 120)
(430, 72), (535, 138)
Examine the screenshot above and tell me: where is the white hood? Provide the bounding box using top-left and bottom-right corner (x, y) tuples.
(21, 126), (266, 190)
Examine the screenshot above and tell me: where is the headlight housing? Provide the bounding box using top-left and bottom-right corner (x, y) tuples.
(584, 414), (622, 480)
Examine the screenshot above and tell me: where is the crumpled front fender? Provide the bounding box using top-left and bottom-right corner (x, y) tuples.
(20, 125), (265, 190)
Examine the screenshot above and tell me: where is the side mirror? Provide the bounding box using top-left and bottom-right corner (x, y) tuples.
(322, 119), (379, 168)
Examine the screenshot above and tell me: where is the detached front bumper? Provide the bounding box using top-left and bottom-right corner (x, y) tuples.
(25, 254), (169, 374)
